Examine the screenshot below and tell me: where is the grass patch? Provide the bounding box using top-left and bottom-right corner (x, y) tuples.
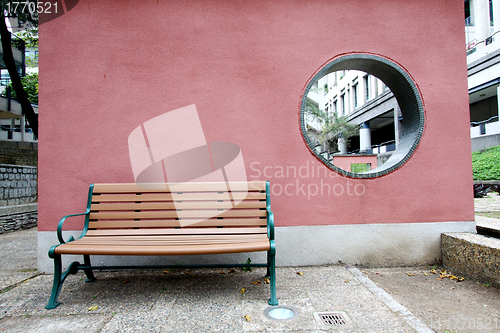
(351, 163), (370, 173)
(472, 145), (500, 180)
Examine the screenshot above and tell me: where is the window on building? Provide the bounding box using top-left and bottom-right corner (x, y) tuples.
(490, 0), (494, 26)
(341, 93), (345, 115)
(465, 0), (472, 23)
(353, 82), (358, 109)
(364, 75), (370, 101)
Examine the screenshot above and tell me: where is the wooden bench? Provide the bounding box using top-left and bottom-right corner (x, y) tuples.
(46, 181), (277, 309)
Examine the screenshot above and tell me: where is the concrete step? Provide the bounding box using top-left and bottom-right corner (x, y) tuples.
(476, 215), (500, 238)
(442, 231), (500, 286)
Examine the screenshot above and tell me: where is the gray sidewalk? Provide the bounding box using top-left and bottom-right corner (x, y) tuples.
(0, 228), (432, 332)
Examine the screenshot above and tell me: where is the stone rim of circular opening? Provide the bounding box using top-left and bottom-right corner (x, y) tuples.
(300, 53), (425, 178)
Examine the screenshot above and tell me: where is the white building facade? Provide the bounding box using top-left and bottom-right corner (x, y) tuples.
(466, 0), (500, 150)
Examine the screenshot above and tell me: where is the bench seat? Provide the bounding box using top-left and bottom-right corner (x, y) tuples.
(46, 181), (277, 309)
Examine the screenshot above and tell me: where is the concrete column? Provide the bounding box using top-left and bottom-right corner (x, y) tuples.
(338, 136), (347, 154)
(20, 117), (25, 142)
(475, 0), (490, 48)
(394, 106), (401, 147)
(359, 122), (371, 153)
(497, 86), (500, 121)
(10, 119), (15, 140)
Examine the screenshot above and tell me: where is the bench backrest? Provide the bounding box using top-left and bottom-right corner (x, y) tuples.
(86, 181), (269, 232)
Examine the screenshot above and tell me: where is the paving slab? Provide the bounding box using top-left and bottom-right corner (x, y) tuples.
(0, 227), (445, 332)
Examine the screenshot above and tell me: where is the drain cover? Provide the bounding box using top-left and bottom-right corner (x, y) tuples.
(313, 311), (351, 327)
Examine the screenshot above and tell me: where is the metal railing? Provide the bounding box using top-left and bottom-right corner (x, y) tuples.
(471, 116), (499, 135)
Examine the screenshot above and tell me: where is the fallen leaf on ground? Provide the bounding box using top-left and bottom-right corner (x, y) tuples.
(344, 280), (349, 283)
(244, 315), (251, 322)
(430, 269), (437, 274)
(229, 269), (236, 273)
(423, 272), (430, 276)
(437, 278), (442, 281)
(252, 280), (262, 285)
(264, 278), (270, 284)
(240, 288), (246, 294)
(163, 270), (169, 274)
(457, 277), (465, 282)
(297, 272), (304, 276)
(219, 271), (226, 274)
(88, 305), (98, 311)
(406, 272), (415, 276)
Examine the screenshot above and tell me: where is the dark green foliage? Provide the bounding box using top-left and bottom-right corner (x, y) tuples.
(305, 99), (359, 151)
(1, 73), (38, 104)
(472, 145), (500, 180)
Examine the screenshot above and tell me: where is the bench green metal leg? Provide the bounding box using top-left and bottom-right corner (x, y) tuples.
(45, 255), (80, 310)
(266, 250), (271, 278)
(83, 255), (96, 282)
(267, 241), (278, 306)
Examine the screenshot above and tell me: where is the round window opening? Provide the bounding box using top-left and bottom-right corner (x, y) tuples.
(300, 54), (424, 178)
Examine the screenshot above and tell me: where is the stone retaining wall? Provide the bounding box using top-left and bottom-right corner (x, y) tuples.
(0, 203), (37, 233)
(0, 164), (37, 206)
(0, 163), (38, 233)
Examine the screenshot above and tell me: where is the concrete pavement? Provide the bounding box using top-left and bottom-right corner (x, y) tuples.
(0, 228), (433, 332)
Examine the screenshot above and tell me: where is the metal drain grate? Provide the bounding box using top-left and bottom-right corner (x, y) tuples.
(314, 311), (351, 327)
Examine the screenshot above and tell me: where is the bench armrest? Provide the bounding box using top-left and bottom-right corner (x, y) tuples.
(267, 208), (275, 240)
(56, 211), (90, 244)
(56, 184), (95, 244)
(265, 181), (275, 240)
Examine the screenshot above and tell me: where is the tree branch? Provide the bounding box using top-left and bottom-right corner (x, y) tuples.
(0, 17), (38, 139)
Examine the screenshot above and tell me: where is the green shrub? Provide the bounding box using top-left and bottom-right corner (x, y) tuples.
(472, 145), (500, 180)
(351, 163), (370, 173)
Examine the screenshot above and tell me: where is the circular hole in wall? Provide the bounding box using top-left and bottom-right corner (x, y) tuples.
(300, 54), (424, 178)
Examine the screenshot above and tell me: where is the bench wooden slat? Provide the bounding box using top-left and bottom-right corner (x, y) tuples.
(88, 218), (267, 229)
(89, 209), (267, 220)
(67, 233), (269, 243)
(92, 181), (266, 194)
(90, 200), (266, 211)
(54, 241), (271, 256)
(91, 192), (266, 202)
(86, 227), (267, 237)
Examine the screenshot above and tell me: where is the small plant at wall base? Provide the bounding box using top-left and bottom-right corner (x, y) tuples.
(305, 100), (358, 152)
(472, 145), (500, 180)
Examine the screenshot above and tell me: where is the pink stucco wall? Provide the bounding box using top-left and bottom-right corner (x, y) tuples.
(39, 0), (474, 231)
